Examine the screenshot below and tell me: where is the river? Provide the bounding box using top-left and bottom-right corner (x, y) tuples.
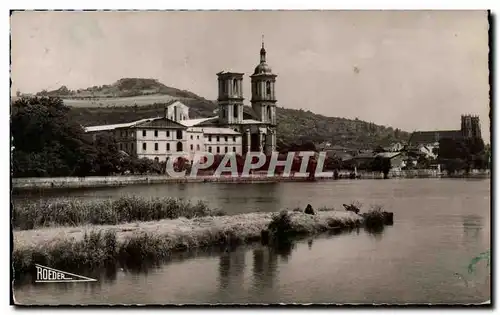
(13, 178), (491, 304)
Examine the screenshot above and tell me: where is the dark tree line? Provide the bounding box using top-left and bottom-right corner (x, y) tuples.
(438, 137), (490, 174)
(11, 97), (164, 178)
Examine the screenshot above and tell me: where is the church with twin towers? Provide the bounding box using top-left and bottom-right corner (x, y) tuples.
(86, 39), (278, 161)
(212, 38), (278, 155)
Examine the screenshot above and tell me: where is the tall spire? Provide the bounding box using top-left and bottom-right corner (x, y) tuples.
(260, 35), (266, 63)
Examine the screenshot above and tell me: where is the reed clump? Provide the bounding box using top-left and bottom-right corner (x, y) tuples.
(13, 196), (225, 230)
(361, 205), (393, 230)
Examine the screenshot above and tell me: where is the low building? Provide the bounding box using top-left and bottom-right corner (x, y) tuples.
(346, 151), (406, 171)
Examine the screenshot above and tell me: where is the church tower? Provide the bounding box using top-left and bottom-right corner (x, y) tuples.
(250, 38), (277, 125)
(217, 71), (244, 125)
(250, 37), (277, 154)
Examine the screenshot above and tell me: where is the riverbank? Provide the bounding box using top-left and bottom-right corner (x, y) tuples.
(11, 170), (491, 191)
(13, 209), (386, 278)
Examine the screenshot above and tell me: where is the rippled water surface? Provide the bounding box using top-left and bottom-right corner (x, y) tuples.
(13, 179), (491, 304)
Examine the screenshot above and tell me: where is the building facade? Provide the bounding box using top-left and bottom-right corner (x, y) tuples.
(84, 40), (278, 161)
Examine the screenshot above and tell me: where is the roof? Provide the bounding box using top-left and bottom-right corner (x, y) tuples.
(243, 107), (259, 120)
(409, 130), (463, 145)
(186, 127), (205, 133)
(165, 100), (188, 109)
(133, 118), (186, 129)
(253, 63), (273, 75)
(352, 153), (376, 159)
(200, 127), (241, 135)
(84, 117), (160, 132)
(180, 117), (218, 127)
(241, 119), (266, 124)
(217, 71), (244, 77)
(375, 152), (402, 159)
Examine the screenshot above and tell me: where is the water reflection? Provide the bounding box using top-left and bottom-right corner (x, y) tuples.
(251, 247), (278, 290)
(462, 215), (483, 242)
(364, 225), (385, 240)
(217, 248), (246, 291)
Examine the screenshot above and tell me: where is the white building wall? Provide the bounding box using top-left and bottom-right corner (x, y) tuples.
(186, 129), (205, 156)
(134, 128), (188, 161)
(204, 133), (243, 155)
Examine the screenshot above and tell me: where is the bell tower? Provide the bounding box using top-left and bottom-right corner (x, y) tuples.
(250, 37), (277, 125)
(217, 71), (244, 125)
(250, 36), (277, 154)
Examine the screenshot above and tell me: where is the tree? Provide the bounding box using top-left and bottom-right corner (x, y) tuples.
(371, 156), (391, 179)
(92, 133), (121, 176)
(11, 96), (97, 177)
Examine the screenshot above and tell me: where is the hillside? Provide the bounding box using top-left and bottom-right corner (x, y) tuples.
(34, 78), (205, 102)
(28, 78), (411, 149)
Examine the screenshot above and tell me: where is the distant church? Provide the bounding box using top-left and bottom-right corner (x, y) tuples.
(85, 39), (278, 161)
(408, 115), (482, 146)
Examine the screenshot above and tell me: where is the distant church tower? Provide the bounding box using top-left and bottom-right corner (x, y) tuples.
(461, 114), (482, 139)
(217, 72), (244, 124)
(250, 37), (277, 153)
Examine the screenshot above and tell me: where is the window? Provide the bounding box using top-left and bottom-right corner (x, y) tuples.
(131, 143), (134, 151)
(233, 147), (236, 152)
(208, 146), (212, 153)
(190, 135), (193, 140)
(155, 143), (158, 151)
(233, 78), (238, 94)
(130, 131), (134, 137)
(142, 143), (147, 150)
(167, 131), (170, 137)
(167, 143), (170, 151)
(197, 135), (199, 139)
(208, 135), (212, 142)
(196, 144), (200, 151)
(233, 104), (238, 118)
(176, 130), (182, 140)
(222, 109), (226, 119)
(216, 146), (220, 154)
(154, 130), (158, 137)
(190, 144), (193, 151)
(233, 136), (236, 142)
(224, 136), (228, 142)
(224, 147), (228, 153)
(266, 81), (271, 96)
(176, 142), (183, 152)
(267, 106), (272, 122)
(216, 136), (220, 142)
(119, 143), (122, 150)
(142, 130), (146, 137)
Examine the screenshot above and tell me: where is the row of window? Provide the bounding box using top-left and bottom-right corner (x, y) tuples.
(208, 146), (237, 154)
(119, 143), (134, 151)
(207, 135), (237, 142)
(138, 142), (239, 154)
(143, 130), (184, 140)
(118, 130), (134, 138)
(142, 142), (185, 152)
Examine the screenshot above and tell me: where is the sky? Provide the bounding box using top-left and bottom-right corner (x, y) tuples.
(10, 10), (490, 140)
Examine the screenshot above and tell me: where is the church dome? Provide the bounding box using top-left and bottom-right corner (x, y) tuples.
(254, 62), (273, 75)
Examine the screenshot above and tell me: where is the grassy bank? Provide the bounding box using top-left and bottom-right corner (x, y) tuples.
(13, 209), (380, 279)
(13, 196), (225, 230)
